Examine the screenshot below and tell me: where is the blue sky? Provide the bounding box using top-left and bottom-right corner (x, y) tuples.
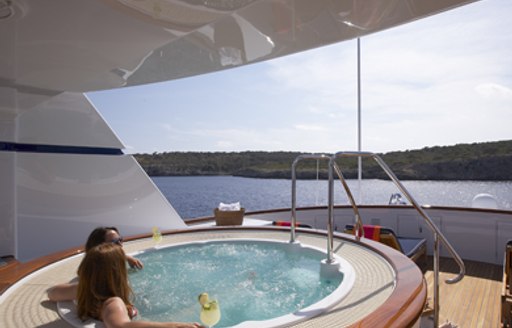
(88, 0), (512, 155)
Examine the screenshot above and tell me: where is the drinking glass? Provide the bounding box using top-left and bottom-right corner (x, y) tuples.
(200, 299), (221, 328)
(152, 227), (162, 244)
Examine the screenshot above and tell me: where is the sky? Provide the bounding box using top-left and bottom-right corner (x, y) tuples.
(88, 0), (512, 155)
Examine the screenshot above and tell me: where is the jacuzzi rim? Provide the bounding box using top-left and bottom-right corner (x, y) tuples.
(132, 238), (356, 328)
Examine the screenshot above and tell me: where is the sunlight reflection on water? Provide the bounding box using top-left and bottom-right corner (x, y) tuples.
(152, 176), (512, 219)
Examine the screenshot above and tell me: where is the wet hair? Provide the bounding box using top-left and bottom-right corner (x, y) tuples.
(76, 243), (132, 320)
(85, 227), (120, 252)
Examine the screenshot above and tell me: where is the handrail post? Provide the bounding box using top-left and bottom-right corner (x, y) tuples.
(290, 158), (299, 243)
(331, 159), (364, 240)
(328, 151), (465, 326)
(326, 157), (335, 263)
(290, 150), (465, 323)
(290, 154), (329, 245)
(434, 233), (440, 327)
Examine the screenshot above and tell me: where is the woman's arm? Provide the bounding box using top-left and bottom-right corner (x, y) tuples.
(126, 255), (143, 269)
(47, 282), (78, 301)
(102, 297), (204, 328)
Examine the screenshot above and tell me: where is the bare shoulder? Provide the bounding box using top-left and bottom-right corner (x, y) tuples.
(102, 297), (131, 327)
(103, 296), (128, 314)
(103, 296), (124, 307)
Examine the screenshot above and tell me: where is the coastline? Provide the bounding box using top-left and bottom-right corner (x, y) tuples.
(134, 140), (512, 181)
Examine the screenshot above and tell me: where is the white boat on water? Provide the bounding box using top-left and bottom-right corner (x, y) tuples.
(0, 0), (511, 327)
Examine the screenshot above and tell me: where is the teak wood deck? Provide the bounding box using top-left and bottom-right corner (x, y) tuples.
(422, 256), (502, 328)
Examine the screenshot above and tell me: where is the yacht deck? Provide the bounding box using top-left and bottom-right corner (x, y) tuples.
(0, 227), (503, 327)
(0, 227), (425, 327)
(423, 256), (502, 327)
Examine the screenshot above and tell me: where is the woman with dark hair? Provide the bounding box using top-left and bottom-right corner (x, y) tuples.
(85, 226), (143, 269)
(47, 226), (142, 301)
(77, 243), (202, 328)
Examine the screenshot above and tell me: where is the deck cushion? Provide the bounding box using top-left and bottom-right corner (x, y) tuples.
(344, 224), (426, 264)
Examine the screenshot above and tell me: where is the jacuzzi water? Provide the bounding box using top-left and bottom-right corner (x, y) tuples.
(128, 239), (354, 327)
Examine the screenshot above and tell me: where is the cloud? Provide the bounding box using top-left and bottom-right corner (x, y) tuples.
(475, 83), (512, 99)
(91, 0), (512, 154)
(294, 124), (327, 132)
(259, 0), (512, 153)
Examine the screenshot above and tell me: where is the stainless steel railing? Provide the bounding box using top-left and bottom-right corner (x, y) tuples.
(290, 154), (330, 246)
(290, 151), (465, 327)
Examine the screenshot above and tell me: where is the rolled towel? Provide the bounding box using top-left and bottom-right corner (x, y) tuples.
(218, 202), (241, 211)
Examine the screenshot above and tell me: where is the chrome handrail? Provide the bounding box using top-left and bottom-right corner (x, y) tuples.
(371, 154), (465, 282)
(291, 151), (465, 327)
(290, 154), (329, 239)
(332, 151), (465, 328)
(329, 159), (364, 240)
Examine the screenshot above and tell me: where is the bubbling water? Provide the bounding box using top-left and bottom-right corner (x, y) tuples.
(129, 240), (350, 327)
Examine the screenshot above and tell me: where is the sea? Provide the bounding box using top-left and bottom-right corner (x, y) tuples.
(152, 176), (512, 219)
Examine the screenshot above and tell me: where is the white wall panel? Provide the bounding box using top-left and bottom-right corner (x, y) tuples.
(17, 92), (124, 148)
(16, 152), (185, 261)
(497, 221), (512, 264)
(0, 152), (15, 257)
(0, 87), (17, 142)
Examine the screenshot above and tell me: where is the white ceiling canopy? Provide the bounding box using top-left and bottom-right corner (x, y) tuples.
(0, 0), (478, 93)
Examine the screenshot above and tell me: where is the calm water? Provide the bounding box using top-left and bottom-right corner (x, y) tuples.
(152, 176), (512, 219)
(130, 240), (342, 326)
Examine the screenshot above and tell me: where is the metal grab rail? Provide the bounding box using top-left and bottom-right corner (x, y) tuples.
(332, 151), (465, 328)
(290, 151), (465, 327)
(329, 158), (365, 240)
(290, 154), (364, 264)
(290, 154), (332, 257)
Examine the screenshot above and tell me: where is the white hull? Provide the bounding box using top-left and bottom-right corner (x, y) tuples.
(246, 205), (512, 265)
(0, 92), (185, 261)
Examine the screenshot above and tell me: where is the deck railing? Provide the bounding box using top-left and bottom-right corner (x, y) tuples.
(290, 151), (465, 327)
(290, 153), (330, 247)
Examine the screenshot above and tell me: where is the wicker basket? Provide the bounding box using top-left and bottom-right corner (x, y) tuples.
(214, 207), (245, 226)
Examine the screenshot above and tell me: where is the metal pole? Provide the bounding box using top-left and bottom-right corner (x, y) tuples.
(290, 154), (329, 244)
(434, 233), (440, 327)
(327, 157), (335, 263)
(357, 38), (362, 203)
(290, 158), (298, 243)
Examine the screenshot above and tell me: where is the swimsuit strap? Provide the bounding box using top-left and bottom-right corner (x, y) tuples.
(127, 305), (138, 319)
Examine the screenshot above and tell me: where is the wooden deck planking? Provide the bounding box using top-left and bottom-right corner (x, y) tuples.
(490, 267), (502, 328)
(423, 257), (502, 328)
(470, 273), (490, 326)
(479, 273), (499, 326)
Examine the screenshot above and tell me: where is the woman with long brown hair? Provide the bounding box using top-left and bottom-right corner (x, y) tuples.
(47, 226), (142, 302)
(77, 243), (202, 328)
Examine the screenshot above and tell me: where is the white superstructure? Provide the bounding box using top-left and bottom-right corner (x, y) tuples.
(0, 0), (479, 261)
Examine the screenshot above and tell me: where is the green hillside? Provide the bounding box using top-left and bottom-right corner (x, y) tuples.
(133, 140), (512, 180)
